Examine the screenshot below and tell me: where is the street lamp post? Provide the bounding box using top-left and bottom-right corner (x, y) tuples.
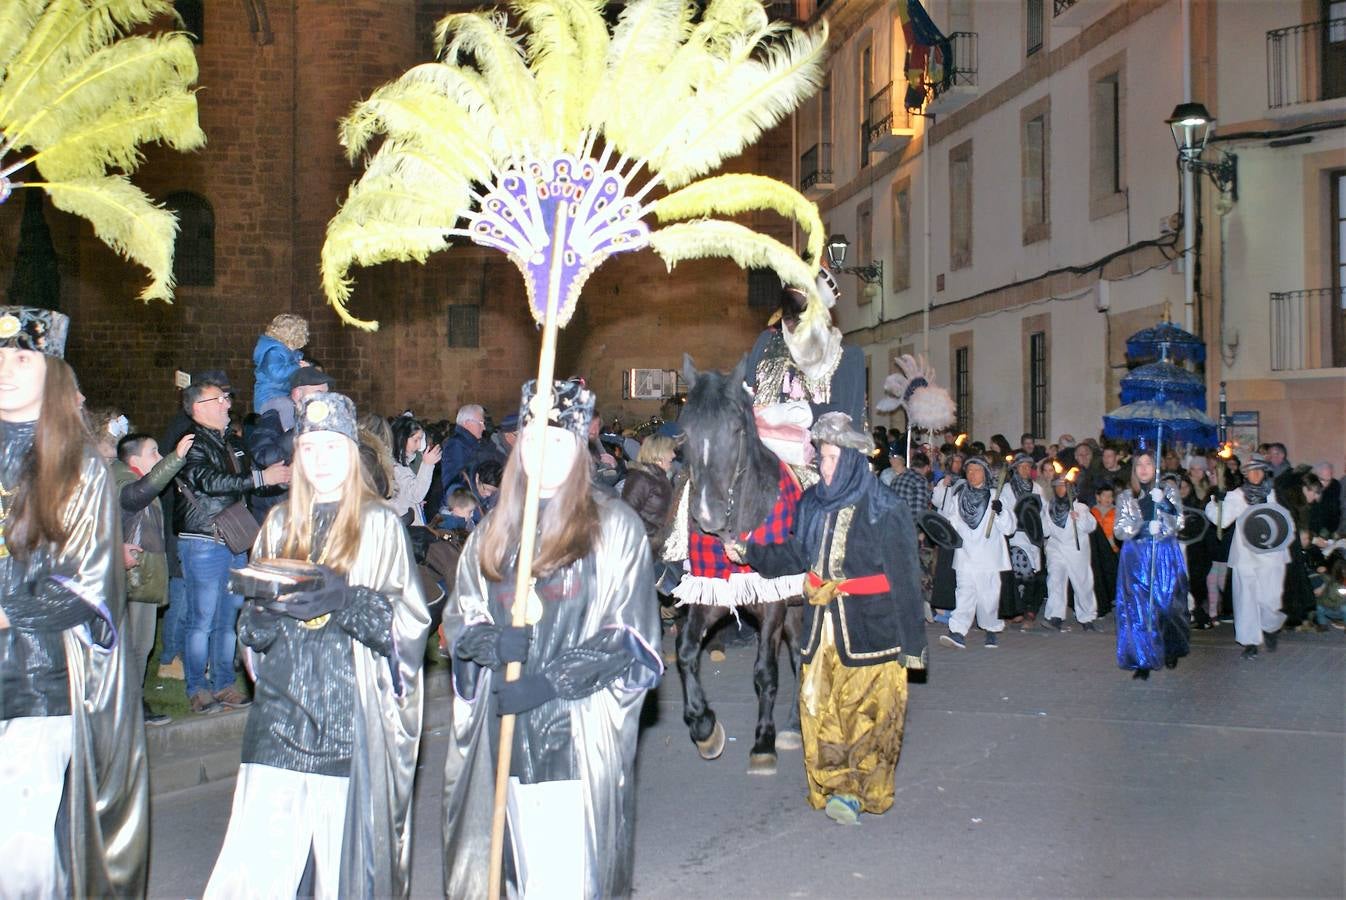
(825, 233), (884, 285)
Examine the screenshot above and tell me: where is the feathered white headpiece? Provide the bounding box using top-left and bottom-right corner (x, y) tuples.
(876, 354), (956, 430)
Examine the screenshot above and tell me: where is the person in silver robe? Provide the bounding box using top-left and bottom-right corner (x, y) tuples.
(206, 393), (429, 899)
(443, 378), (662, 899)
(0, 306), (148, 897)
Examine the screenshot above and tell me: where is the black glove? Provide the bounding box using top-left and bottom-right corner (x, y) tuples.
(493, 673), (557, 716)
(1209, 489), (1225, 503)
(455, 623), (533, 670)
(991, 500), (1004, 514)
(333, 587), (394, 656)
(1138, 495), (1156, 522)
(263, 565), (350, 622)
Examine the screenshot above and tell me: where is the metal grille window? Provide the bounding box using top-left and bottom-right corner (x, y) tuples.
(175, 0), (203, 43)
(748, 267), (781, 308)
(165, 191), (214, 287)
(446, 304), (480, 349)
(1027, 0), (1043, 56)
(1029, 331), (1047, 438)
(955, 346), (971, 434)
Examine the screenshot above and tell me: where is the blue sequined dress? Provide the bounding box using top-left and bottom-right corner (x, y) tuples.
(1113, 482), (1191, 671)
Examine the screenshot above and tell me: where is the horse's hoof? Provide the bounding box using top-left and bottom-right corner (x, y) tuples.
(747, 752), (777, 775)
(695, 720), (726, 760)
(776, 729), (802, 750)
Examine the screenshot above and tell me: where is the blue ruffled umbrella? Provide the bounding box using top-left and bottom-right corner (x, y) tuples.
(1103, 399), (1217, 448)
(1119, 361), (1206, 410)
(1125, 320), (1206, 364)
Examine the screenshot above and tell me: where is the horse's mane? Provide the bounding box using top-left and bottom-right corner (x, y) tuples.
(683, 365), (781, 535)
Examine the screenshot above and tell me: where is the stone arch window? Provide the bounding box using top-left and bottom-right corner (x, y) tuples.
(174, 0), (204, 43)
(165, 191), (214, 287)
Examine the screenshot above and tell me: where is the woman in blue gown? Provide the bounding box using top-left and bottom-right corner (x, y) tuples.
(1113, 447), (1190, 679)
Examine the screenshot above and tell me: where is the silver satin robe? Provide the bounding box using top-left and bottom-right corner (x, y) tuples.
(442, 492), (662, 899)
(1, 441), (149, 897)
(250, 501), (430, 898)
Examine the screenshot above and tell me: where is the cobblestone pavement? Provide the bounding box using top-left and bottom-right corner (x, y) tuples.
(149, 619), (1345, 898)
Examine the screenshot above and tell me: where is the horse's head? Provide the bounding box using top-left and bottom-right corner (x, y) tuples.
(680, 355), (777, 539)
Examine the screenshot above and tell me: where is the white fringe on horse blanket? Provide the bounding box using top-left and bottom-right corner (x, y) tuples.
(673, 572), (805, 609)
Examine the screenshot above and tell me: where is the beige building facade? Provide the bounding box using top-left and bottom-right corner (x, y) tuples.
(791, 0), (1345, 465)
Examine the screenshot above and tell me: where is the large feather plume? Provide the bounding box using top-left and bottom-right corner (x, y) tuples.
(876, 354), (957, 430)
(323, 0), (830, 330)
(0, 0), (205, 302)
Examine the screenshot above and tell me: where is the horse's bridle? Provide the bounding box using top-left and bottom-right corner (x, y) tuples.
(715, 427), (749, 542)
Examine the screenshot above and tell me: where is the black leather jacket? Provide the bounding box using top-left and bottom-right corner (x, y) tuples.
(173, 423), (271, 536)
(0, 422), (118, 718)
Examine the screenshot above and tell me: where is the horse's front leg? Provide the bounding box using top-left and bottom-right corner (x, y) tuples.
(746, 603), (786, 774)
(676, 604), (729, 760)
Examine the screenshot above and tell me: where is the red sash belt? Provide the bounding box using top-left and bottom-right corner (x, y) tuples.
(806, 571), (890, 595)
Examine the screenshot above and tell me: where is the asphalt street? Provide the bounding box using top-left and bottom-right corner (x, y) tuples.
(149, 621), (1346, 898)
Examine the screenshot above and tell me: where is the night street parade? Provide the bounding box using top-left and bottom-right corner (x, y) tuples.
(0, 0), (1342, 897)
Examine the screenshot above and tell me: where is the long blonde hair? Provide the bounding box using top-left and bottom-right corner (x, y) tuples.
(9, 358), (88, 557)
(280, 436), (373, 574)
(477, 435), (600, 582)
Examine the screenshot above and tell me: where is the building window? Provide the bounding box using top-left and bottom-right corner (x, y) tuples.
(1029, 331), (1048, 439)
(954, 345), (971, 434)
(891, 180), (911, 293)
(164, 191), (213, 287)
(1089, 54), (1127, 220)
(1332, 170), (1346, 366)
(748, 267), (781, 309)
(1021, 98), (1050, 244)
(949, 140), (973, 270)
(1026, 0), (1043, 57)
(859, 41), (873, 170)
(855, 199), (873, 304)
(820, 71), (832, 148)
(174, 0), (204, 43)
(446, 304), (480, 349)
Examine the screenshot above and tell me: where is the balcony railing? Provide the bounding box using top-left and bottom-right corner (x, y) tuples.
(930, 31), (979, 103)
(800, 142), (833, 192)
(1267, 18), (1346, 108)
(866, 83), (916, 151)
(1270, 288), (1346, 371)
(1054, 0), (1078, 15)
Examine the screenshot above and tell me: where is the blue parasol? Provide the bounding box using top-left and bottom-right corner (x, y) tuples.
(1103, 399), (1217, 447)
(1119, 361), (1206, 409)
(1125, 320), (1206, 364)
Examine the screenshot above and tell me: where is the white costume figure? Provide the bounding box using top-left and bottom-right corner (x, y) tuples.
(1000, 456), (1045, 578)
(1204, 457), (1288, 652)
(934, 457), (1015, 646)
(1041, 478), (1098, 627)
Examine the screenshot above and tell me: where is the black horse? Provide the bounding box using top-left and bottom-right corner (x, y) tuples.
(674, 356), (802, 775)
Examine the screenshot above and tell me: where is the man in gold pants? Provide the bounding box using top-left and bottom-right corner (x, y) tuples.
(731, 413), (927, 824)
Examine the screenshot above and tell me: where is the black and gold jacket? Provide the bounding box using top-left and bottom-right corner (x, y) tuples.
(747, 489), (927, 669)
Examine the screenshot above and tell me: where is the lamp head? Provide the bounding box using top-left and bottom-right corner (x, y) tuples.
(1167, 101), (1214, 160)
(825, 234), (849, 269)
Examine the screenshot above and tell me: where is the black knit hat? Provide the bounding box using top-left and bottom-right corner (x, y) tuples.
(0, 306), (68, 358)
(295, 392), (358, 444)
(520, 378), (594, 440)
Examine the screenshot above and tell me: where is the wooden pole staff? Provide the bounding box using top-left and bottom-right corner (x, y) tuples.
(488, 200), (570, 900)
(986, 455), (1011, 537)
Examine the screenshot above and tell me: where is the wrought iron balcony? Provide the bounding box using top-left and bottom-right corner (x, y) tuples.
(1054, 0), (1078, 15)
(866, 83), (916, 152)
(927, 32), (978, 113)
(1267, 18), (1346, 108)
(1270, 288), (1346, 371)
(800, 142), (834, 194)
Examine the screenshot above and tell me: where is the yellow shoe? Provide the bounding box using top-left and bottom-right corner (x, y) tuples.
(157, 659), (184, 680)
